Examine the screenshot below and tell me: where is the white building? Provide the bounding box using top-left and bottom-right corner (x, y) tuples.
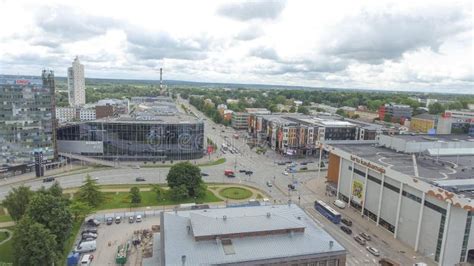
(79, 108), (95, 121)
(67, 56), (86, 107)
(56, 107), (76, 123)
(324, 134), (474, 266)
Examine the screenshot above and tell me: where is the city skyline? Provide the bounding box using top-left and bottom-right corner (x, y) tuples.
(0, 0), (472, 94)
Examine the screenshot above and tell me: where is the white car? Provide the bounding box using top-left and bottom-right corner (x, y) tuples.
(366, 246), (380, 256)
(282, 171), (289, 176)
(136, 215), (142, 222)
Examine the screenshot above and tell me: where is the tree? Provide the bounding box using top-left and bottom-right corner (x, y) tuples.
(170, 184), (188, 201)
(166, 162), (205, 198)
(130, 187), (141, 204)
(336, 109), (346, 117)
(26, 193), (73, 250)
(428, 102), (445, 114)
(13, 216), (59, 266)
(69, 201), (92, 220)
(48, 181), (63, 198)
(77, 175), (103, 207)
(289, 106), (296, 113)
(2, 185), (34, 221)
(298, 106), (310, 115)
(152, 185), (163, 201)
(383, 114), (393, 123)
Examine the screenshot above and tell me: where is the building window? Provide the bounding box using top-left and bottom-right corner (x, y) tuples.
(460, 211), (473, 262)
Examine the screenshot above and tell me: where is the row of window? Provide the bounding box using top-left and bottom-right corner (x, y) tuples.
(460, 212), (473, 262)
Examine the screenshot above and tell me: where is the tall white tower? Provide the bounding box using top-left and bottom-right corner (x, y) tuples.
(67, 56), (86, 106)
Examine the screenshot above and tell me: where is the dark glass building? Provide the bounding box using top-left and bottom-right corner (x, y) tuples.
(57, 119), (204, 161)
(0, 71), (56, 174)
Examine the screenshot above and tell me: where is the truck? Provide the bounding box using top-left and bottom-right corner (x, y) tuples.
(224, 170), (235, 177)
(116, 242), (130, 265)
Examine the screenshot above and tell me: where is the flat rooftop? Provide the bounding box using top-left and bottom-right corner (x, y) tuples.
(162, 205), (345, 265)
(388, 134), (474, 142)
(333, 143), (474, 182)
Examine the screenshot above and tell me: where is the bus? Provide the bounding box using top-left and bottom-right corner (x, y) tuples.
(314, 200), (341, 224)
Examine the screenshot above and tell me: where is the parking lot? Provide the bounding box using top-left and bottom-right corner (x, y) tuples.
(74, 215), (160, 265)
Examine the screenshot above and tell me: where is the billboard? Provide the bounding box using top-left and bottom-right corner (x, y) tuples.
(352, 180), (364, 205)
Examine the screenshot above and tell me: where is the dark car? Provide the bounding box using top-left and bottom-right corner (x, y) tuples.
(227, 174), (235, 178)
(43, 177), (55, 183)
(245, 171), (253, 175)
(360, 232), (372, 241)
(340, 226), (352, 235)
(239, 169), (247, 173)
(288, 184), (296, 190)
(300, 162), (308, 165)
(277, 162), (286, 165)
(86, 219), (100, 227)
(83, 228), (98, 234)
(341, 218), (353, 227)
(106, 217), (113, 225)
(135, 177), (146, 182)
(300, 167), (308, 171)
(201, 172), (209, 176)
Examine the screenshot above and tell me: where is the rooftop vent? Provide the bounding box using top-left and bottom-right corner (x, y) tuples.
(266, 212), (271, 218)
(223, 215), (227, 221)
(329, 240), (334, 249)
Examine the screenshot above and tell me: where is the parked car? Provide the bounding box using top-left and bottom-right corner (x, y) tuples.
(115, 216), (121, 224)
(300, 162), (308, 165)
(300, 167), (308, 171)
(132, 165), (140, 169)
(135, 177), (146, 182)
(239, 169), (247, 173)
(288, 184), (296, 190)
(43, 177), (55, 183)
(106, 217), (113, 225)
(75, 240), (96, 253)
(80, 254), (93, 266)
(136, 215), (142, 222)
(245, 170), (253, 175)
(129, 216), (134, 223)
(227, 174), (235, 178)
(354, 235), (366, 245)
(277, 162), (286, 165)
(341, 218), (353, 226)
(360, 232), (372, 241)
(81, 232), (97, 239)
(334, 199), (346, 209)
(366, 246), (380, 256)
(266, 181), (273, 187)
(82, 228), (98, 234)
(82, 237), (95, 242)
(86, 219), (100, 227)
(201, 172), (209, 176)
(282, 171), (289, 176)
(340, 225), (352, 235)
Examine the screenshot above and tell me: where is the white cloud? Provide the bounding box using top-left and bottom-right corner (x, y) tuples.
(0, 0), (472, 93)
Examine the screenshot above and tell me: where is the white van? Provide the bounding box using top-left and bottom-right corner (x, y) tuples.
(334, 199), (346, 209)
(75, 240), (96, 253)
(81, 254), (93, 265)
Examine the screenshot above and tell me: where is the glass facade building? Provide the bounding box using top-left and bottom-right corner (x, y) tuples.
(57, 120), (204, 161)
(0, 72), (55, 171)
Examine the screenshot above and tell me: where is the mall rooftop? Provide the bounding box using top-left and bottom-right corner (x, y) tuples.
(157, 204), (345, 265)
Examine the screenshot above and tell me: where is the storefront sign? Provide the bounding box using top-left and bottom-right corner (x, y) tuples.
(350, 155), (386, 174)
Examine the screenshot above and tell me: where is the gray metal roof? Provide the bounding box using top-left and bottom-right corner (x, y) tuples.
(162, 205), (345, 265)
(190, 212), (305, 239)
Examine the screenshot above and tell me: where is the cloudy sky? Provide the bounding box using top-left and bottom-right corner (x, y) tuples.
(0, 0), (473, 93)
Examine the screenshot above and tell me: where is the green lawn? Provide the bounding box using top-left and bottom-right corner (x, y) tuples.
(219, 187), (253, 200)
(0, 228), (14, 264)
(95, 189), (221, 210)
(0, 215), (12, 223)
(142, 158), (226, 168)
(0, 231), (9, 242)
(60, 219), (82, 265)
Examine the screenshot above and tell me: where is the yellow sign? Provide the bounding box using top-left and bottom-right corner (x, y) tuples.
(352, 180), (364, 205)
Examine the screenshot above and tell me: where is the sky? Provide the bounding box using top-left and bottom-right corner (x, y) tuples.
(0, 0), (473, 93)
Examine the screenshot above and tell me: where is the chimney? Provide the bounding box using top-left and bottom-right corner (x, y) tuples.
(329, 240), (334, 249)
(181, 255), (186, 266)
(266, 212), (271, 218)
(186, 225), (191, 235)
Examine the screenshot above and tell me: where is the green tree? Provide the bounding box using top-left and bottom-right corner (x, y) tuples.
(428, 102), (445, 114)
(13, 216), (59, 266)
(383, 114), (393, 123)
(298, 106), (310, 115)
(166, 162), (205, 198)
(130, 187), (141, 204)
(2, 185), (34, 221)
(289, 106), (296, 113)
(26, 193), (73, 250)
(170, 184), (188, 201)
(69, 201), (92, 220)
(152, 185), (164, 201)
(48, 181), (63, 198)
(336, 109), (346, 117)
(77, 175), (103, 207)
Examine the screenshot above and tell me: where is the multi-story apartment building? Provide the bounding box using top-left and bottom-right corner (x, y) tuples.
(379, 103), (413, 124)
(0, 71), (56, 174)
(56, 107), (76, 123)
(78, 108), (96, 121)
(231, 108), (271, 130)
(67, 56), (86, 106)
